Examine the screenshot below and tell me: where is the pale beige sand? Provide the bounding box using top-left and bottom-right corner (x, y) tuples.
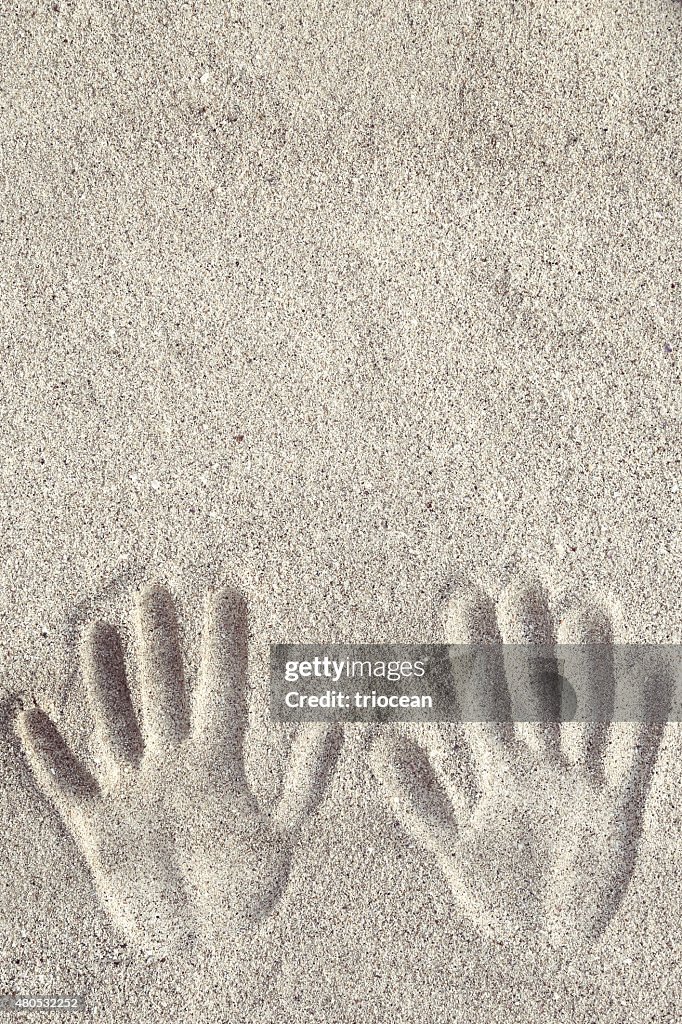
(1, 0), (682, 1020)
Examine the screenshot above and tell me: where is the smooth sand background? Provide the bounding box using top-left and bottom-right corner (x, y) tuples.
(1, 0), (682, 1020)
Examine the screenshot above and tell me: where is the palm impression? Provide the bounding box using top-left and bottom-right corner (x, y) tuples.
(370, 581), (666, 946)
(18, 586), (341, 954)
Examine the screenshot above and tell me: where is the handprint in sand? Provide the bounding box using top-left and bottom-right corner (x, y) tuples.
(18, 586), (341, 954)
(370, 582), (666, 946)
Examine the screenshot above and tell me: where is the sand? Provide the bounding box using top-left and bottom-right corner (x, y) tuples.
(1, 0), (682, 1020)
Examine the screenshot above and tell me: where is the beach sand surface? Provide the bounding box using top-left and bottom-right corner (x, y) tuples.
(1, 1), (681, 1020)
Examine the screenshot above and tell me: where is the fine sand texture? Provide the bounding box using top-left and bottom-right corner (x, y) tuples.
(2, 1), (682, 1021)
